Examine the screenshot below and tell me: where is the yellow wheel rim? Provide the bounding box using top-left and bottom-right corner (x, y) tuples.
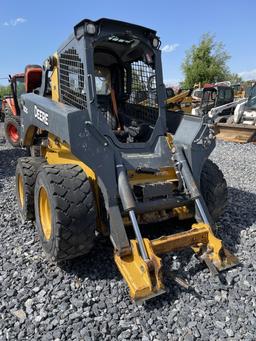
(39, 187), (52, 240)
(18, 174), (24, 208)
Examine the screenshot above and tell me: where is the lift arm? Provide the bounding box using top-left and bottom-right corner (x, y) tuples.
(208, 98), (247, 119)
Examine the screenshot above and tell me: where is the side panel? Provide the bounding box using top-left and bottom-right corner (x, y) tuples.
(173, 114), (215, 186)
(5, 98), (17, 116)
(21, 93), (80, 145)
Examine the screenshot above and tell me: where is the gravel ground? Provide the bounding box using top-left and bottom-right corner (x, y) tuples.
(0, 128), (256, 340)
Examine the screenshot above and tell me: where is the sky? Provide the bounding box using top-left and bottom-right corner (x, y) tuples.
(0, 0), (255, 86)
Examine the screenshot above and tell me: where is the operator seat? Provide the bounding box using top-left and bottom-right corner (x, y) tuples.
(95, 65), (121, 130)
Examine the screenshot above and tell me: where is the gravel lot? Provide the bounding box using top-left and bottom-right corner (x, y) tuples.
(0, 128), (256, 340)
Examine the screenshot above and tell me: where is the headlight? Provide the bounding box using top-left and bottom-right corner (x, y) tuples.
(86, 23), (96, 35)
(152, 37), (160, 48)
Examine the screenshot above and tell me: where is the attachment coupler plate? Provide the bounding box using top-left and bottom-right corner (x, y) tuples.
(114, 239), (165, 303)
(114, 223), (239, 302)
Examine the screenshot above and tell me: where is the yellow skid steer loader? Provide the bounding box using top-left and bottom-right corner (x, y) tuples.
(16, 18), (238, 302)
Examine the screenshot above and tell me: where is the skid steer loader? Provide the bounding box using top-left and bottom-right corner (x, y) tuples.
(15, 18), (238, 302)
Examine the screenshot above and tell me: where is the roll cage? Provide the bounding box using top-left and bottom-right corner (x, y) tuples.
(56, 18), (166, 150)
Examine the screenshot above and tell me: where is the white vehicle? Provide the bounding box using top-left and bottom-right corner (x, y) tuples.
(233, 84), (256, 125)
(192, 84), (256, 143)
(193, 84), (256, 126)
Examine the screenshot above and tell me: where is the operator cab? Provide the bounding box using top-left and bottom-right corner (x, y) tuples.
(58, 19), (164, 145)
(246, 84), (256, 111)
(9, 67), (42, 115)
(200, 85), (234, 116)
(10, 74), (25, 115)
(12, 76), (26, 99)
(93, 33), (159, 143)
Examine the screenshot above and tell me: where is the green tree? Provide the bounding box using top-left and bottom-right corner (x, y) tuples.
(227, 73), (242, 84)
(0, 85), (11, 98)
(181, 34), (240, 88)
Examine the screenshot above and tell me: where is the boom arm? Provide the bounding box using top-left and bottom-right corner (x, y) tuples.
(208, 98), (247, 119)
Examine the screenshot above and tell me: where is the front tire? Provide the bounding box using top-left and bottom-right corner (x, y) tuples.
(4, 114), (21, 147)
(34, 164), (97, 261)
(200, 159), (228, 222)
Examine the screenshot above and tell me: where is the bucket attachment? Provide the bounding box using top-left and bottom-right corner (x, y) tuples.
(115, 223), (239, 303)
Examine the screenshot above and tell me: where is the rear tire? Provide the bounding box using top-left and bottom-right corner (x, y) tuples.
(4, 114), (21, 147)
(200, 159), (228, 222)
(16, 157), (47, 221)
(34, 164), (96, 261)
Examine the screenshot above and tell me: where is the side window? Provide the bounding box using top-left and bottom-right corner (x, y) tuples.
(211, 91), (217, 100)
(128, 61), (156, 106)
(16, 79), (26, 98)
(224, 88), (232, 100)
(218, 89), (225, 100)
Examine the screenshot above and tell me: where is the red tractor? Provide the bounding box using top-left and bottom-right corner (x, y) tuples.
(2, 66), (42, 147)
(2, 73), (24, 146)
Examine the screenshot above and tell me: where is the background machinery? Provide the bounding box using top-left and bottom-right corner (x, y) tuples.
(2, 73), (24, 146)
(166, 86), (203, 114)
(231, 83), (246, 100)
(198, 83), (235, 120)
(193, 83), (256, 143)
(15, 18), (238, 302)
(213, 83), (256, 143)
(2, 67), (42, 147)
(166, 88), (193, 113)
(0, 98), (3, 122)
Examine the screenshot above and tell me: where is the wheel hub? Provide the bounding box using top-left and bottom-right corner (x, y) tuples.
(39, 187), (52, 240)
(18, 174), (24, 208)
(7, 124), (19, 142)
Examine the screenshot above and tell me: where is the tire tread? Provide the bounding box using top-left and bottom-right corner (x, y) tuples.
(200, 159), (228, 221)
(36, 164), (96, 261)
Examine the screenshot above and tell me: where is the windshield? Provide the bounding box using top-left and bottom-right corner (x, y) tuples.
(92, 34), (159, 143)
(192, 89), (203, 99)
(15, 77), (25, 98)
(57, 31), (163, 144)
(247, 85), (256, 110)
(201, 89), (216, 110)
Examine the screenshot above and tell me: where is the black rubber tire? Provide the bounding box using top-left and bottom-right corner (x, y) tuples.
(16, 157), (47, 221)
(214, 116), (228, 124)
(200, 159), (228, 222)
(34, 164), (96, 261)
(4, 114), (21, 147)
